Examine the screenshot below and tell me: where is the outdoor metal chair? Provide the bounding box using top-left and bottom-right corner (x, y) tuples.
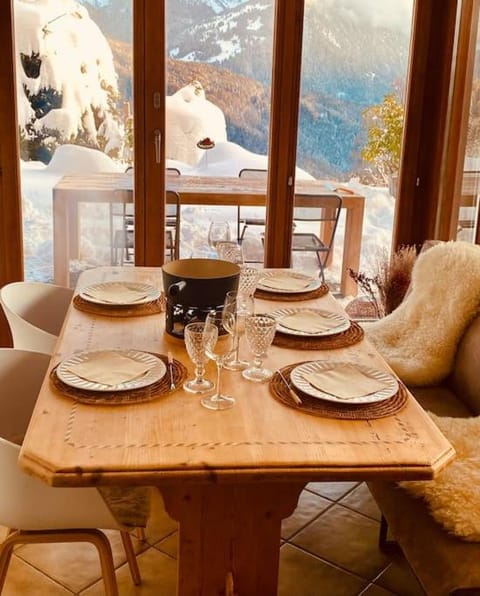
(291, 193), (342, 282)
(237, 168), (267, 244)
(112, 190), (181, 265)
(236, 168), (267, 264)
(166, 167), (181, 176)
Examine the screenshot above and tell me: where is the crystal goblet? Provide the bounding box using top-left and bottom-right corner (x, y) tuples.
(216, 241), (244, 264)
(183, 322), (215, 394)
(208, 221), (231, 250)
(238, 266), (260, 298)
(242, 314), (277, 382)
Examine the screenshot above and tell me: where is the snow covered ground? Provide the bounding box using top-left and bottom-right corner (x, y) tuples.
(21, 142), (394, 294)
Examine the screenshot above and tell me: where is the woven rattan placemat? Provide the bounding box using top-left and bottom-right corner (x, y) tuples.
(272, 321), (364, 350)
(269, 362), (408, 420)
(50, 353), (187, 405)
(254, 283), (329, 301)
(73, 294), (165, 317)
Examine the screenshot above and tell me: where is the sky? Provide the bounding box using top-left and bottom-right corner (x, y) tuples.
(311, 0), (414, 33)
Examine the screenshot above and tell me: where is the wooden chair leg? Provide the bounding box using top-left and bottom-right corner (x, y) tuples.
(136, 527), (147, 542)
(0, 531), (19, 592)
(0, 529), (119, 596)
(91, 530), (119, 596)
(120, 531), (141, 586)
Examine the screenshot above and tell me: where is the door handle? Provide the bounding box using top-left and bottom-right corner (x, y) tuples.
(154, 129), (161, 164)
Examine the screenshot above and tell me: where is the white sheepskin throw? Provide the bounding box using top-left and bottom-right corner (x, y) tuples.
(365, 241), (480, 386)
(399, 414), (480, 542)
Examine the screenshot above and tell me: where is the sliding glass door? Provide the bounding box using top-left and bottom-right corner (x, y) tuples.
(452, 2), (480, 243)
(164, 0), (274, 262)
(293, 0), (414, 295)
(9, 0), (309, 284)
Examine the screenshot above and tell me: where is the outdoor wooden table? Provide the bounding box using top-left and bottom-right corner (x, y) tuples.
(52, 172), (365, 296)
(20, 267), (454, 595)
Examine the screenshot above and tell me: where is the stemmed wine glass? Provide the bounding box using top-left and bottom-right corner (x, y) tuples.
(242, 314), (277, 382)
(208, 222), (231, 250)
(222, 291), (254, 371)
(201, 311), (236, 410)
(183, 322), (215, 394)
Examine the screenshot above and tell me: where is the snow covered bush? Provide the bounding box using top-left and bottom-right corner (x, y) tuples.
(15, 0), (123, 162)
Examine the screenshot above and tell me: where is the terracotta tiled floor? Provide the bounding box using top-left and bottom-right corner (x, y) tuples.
(1, 483), (425, 595)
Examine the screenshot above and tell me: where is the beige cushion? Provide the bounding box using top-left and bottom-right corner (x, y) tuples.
(449, 313), (480, 415)
(407, 312), (480, 417)
(410, 385), (472, 417)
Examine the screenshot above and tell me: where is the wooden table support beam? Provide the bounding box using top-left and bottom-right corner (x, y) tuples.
(160, 482), (304, 596)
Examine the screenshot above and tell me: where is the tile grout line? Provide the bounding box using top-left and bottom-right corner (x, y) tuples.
(11, 552), (76, 595)
(280, 542), (390, 586)
(284, 499), (382, 544)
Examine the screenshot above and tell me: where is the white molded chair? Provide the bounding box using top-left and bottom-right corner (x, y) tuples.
(0, 349), (141, 595)
(0, 282), (73, 354)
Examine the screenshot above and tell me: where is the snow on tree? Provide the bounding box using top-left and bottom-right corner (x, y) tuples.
(15, 0), (123, 162)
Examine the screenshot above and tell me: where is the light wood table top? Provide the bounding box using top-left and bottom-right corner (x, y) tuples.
(53, 172), (364, 205)
(20, 266), (453, 487)
(19, 267), (454, 595)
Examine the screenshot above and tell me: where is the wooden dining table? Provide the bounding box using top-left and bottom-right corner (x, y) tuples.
(52, 172), (365, 296)
(19, 267), (454, 595)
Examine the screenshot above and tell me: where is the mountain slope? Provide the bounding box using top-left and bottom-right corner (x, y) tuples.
(167, 58), (361, 177)
(82, 0), (411, 176)
(168, 0), (410, 107)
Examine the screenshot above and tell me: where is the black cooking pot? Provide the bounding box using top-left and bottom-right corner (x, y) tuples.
(162, 258), (240, 307)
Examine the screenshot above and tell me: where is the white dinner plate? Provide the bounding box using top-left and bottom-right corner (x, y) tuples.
(56, 350), (166, 392)
(257, 270), (321, 294)
(290, 361), (399, 405)
(79, 281), (160, 305)
(270, 308), (350, 337)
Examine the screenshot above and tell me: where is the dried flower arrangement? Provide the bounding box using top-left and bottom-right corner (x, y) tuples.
(348, 245), (417, 318)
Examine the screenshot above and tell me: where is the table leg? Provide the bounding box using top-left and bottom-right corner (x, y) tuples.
(341, 201), (364, 297)
(318, 207), (335, 268)
(53, 191), (70, 287)
(68, 201), (80, 267)
(160, 482), (304, 596)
